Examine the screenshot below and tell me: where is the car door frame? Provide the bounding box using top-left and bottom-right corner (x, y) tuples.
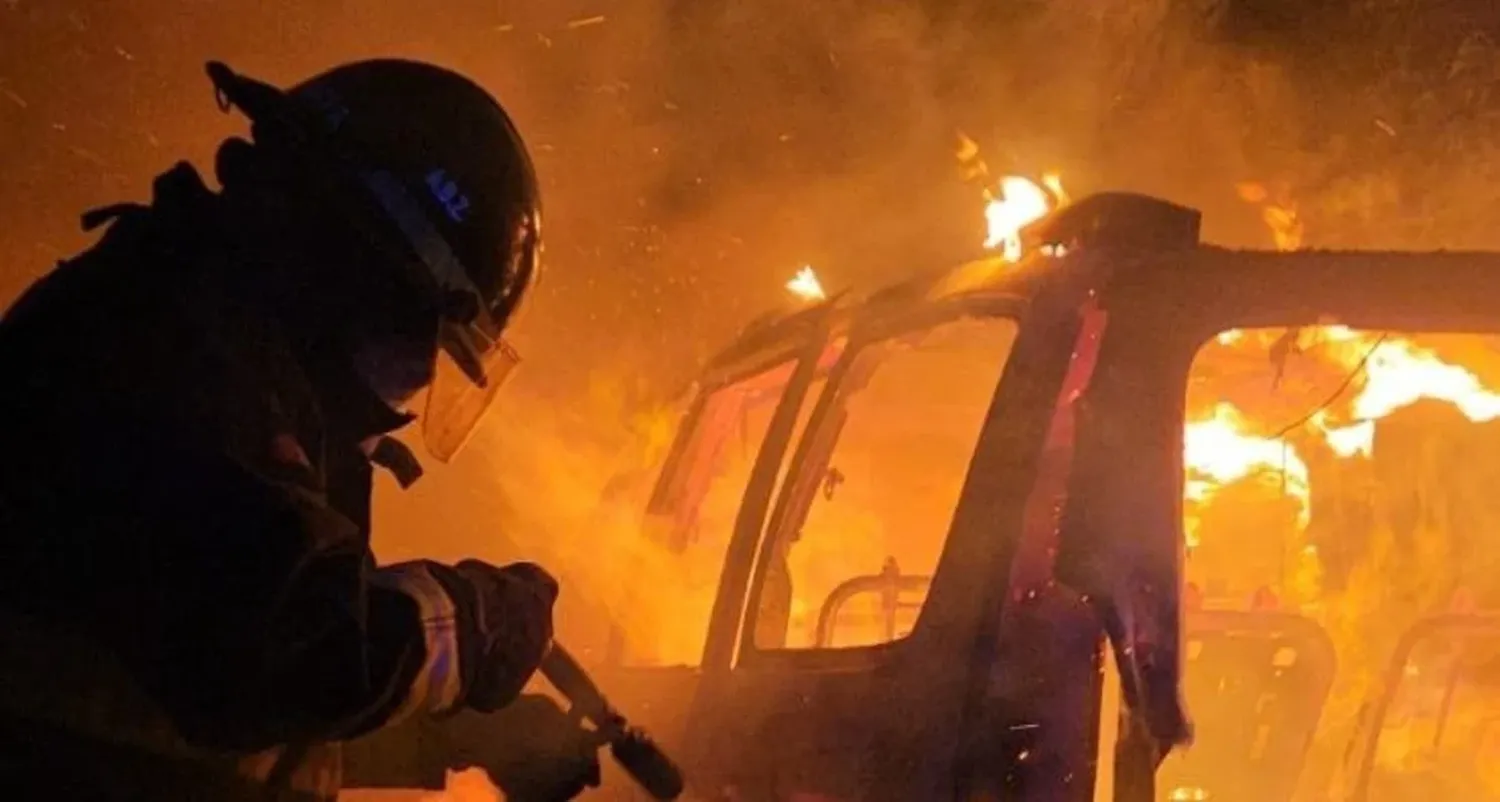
(1058, 248), (1500, 802)
(736, 292), (1033, 666)
(675, 262), (1104, 801)
(579, 302), (852, 801)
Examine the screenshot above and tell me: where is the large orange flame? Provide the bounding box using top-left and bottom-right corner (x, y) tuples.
(1186, 187), (1500, 564)
(1183, 402), (1310, 549)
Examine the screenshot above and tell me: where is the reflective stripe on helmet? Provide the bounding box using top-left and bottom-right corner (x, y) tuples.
(207, 60), (518, 399)
(358, 168), (498, 386)
(359, 168), (483, 318)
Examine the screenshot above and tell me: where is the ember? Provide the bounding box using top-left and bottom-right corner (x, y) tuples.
(786, 265), (827, 302)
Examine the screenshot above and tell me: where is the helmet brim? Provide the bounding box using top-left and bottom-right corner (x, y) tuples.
(421, 334), (522, 462)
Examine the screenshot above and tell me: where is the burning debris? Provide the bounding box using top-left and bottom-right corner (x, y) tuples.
(1179, 186), (1500, 571)
(1179, 318), (1500, 798)
(956, 135), (1068, 262)
(983, 175), (1066, 262)
(785, 265), (826, 302)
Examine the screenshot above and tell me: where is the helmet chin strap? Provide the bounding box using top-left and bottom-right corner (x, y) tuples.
(365, 436), (425, 488)
(348, 343), (433, 489)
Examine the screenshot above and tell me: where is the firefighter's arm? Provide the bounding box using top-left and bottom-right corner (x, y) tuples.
(114, 462), (431, 748)
(77, 414), (590, 799)
(179, 481), (558, 745)
(365, 559), (559, 726)
(84, 432), (550, 749)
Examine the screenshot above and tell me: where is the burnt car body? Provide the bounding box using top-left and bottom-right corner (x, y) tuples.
(344, 192), (1500, 802)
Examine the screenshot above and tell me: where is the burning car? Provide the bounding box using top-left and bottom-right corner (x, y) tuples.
(345, 183), (1500, 802)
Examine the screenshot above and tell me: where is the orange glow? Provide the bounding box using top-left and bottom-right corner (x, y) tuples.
(786, 265), (827, 302)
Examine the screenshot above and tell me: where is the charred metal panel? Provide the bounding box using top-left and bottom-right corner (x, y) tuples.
(1024, 193), (1201, 256)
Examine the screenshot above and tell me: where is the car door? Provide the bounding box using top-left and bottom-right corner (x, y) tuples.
(1054, 249), (1500, 802)
(670, 281), (1103, 802)
(582, 307), (851, 800)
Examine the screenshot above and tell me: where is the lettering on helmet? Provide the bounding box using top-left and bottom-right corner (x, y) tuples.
(425, 168), (472, 223)
(362, 169), (479, 298)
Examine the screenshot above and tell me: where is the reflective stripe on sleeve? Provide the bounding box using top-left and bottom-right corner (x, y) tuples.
(374, 562), (463, 721)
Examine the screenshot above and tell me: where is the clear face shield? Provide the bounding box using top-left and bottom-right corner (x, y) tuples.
(356, 168), (539, 464)
(422, 322), (523, 462)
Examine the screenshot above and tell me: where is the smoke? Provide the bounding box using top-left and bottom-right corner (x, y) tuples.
(8, 1), (1500, 363)
(8, 0), (1500, 742)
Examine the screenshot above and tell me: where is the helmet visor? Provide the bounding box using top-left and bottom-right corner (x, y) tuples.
(422, 327), (522, 462)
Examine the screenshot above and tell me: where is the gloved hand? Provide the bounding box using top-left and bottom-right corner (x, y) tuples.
(446, 694), (603, 802)
(445, 560), (560, 713)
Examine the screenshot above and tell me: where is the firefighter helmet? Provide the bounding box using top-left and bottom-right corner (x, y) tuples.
(207, 59), (541, 461)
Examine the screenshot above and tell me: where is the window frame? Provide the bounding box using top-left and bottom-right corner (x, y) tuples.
(602, 308), (846, 668)
(737, 295), (1028, 666)
(1052, 249), (1500, 802)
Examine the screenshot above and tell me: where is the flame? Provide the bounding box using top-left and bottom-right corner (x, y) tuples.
(1041, 172), (1069, 205)
(786, 265), (827, 302)
(1326, 331), (1500, 423)
(1183, 402), (1310, 548)
(984, 174), (1066, 262)
(1302, 328), (1500, 457)
(1310, 412), (1375, 458)
(1238, 181), (1304, 251)
(1189, 326), (1500, 548)
(1185, 189), (1500, 568)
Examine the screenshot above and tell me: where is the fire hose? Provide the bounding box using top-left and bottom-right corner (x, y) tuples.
(539, 644), (685, 801)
